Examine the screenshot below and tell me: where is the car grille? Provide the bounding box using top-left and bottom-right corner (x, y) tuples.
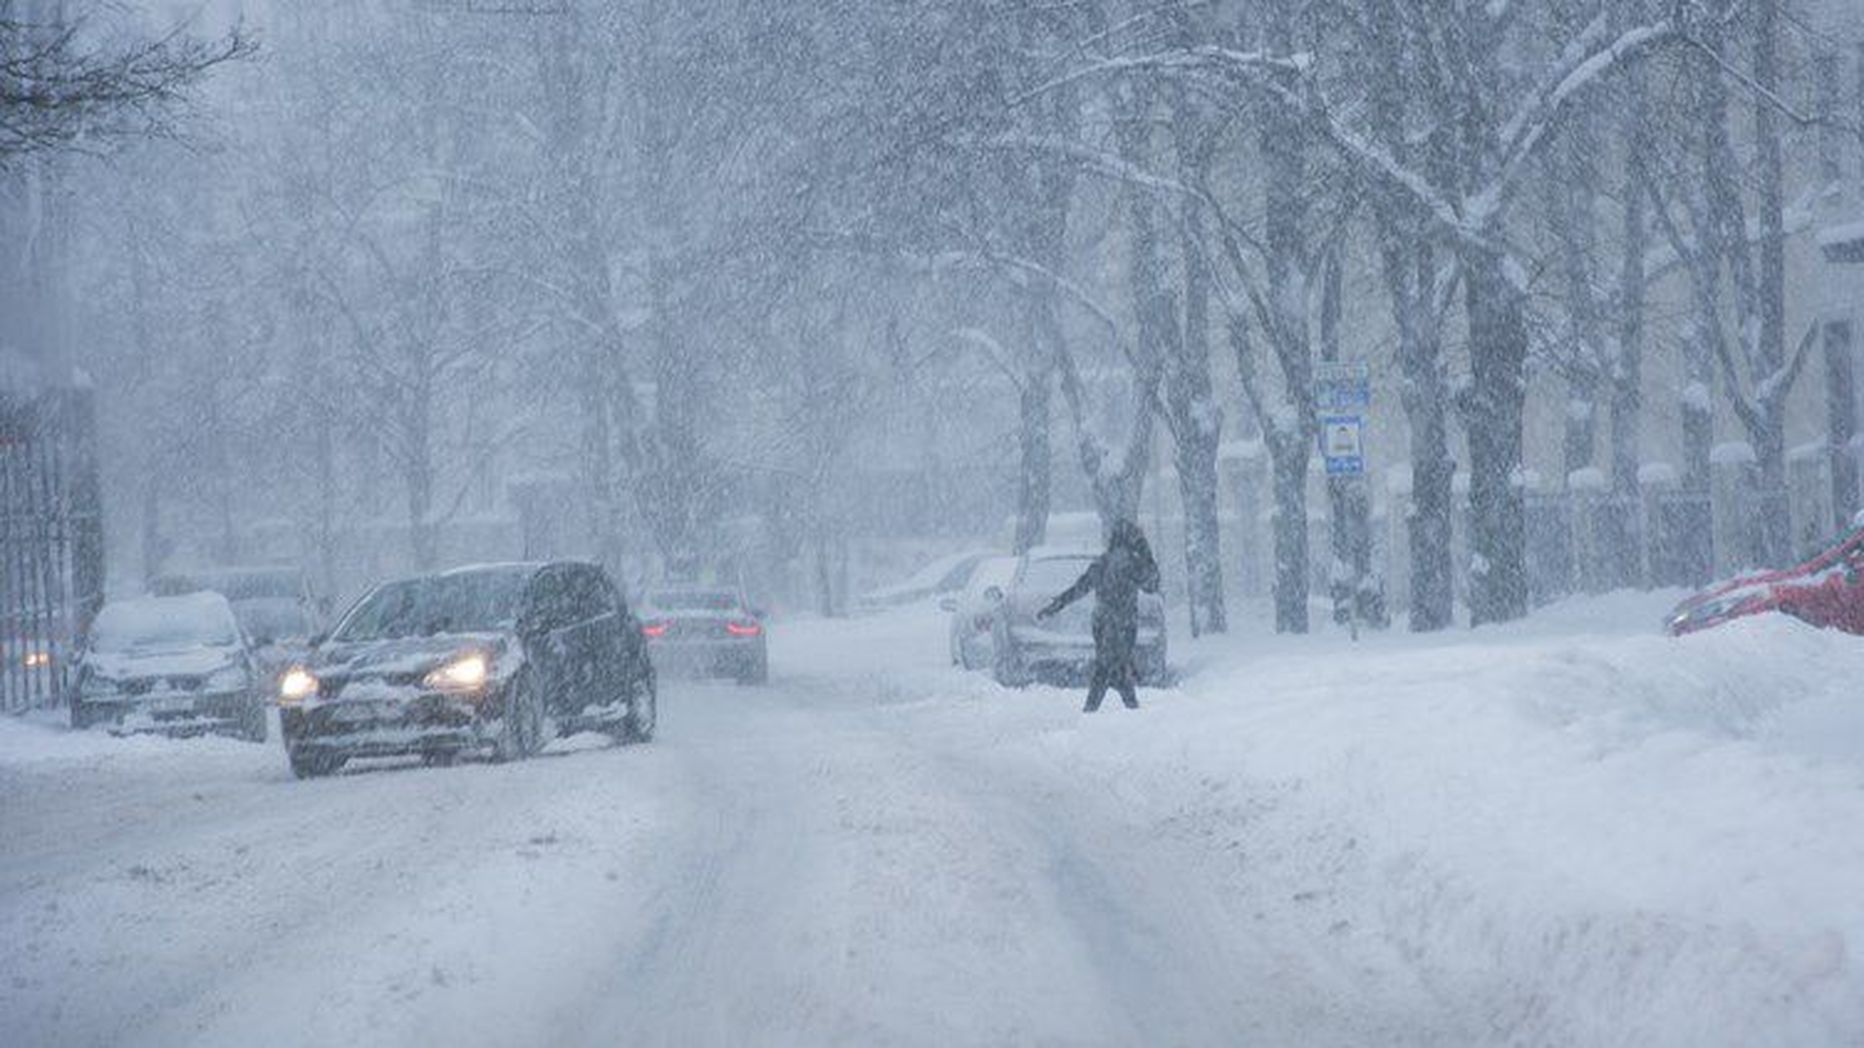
(118, 675), (205, 694)
(317, 670), (422, 699)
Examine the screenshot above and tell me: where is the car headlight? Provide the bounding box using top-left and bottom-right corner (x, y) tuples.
(423, 652), (490, 693)
(22, 649), (52, 670)
(278, 666), (320, 705)
(207, 666), (249, 692)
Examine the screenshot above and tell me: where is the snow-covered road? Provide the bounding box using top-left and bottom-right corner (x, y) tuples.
(4, 594), (1863, 1047)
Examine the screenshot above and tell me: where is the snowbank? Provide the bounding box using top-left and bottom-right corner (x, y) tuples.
(1020, 596), (1864, 1045)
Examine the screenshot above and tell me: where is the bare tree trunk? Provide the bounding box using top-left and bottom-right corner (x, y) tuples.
(1609, 52), (1651, 586)
(1268, 437), (1310, 635)
(1462, 249), (1530, 625)
(1749, 0), (1790, 565)
(1159, 70), (1228, 636)
(1826, 320), (1859, 531)
(126, 211), (166, 581)
(1170, 167), (1225, 633)
(1014, 306), (1053, 555)
(1254, 0), (1313, 634)
(1548, 125), (1603, 488)
(405, 368), (436, 571)
(1366, 2), (1453, 631)
(314, 409), (335, 605)
(1407, 383), (1457, 630)
(813, 532), (835, 617)
(1100, 81), (1168, 532)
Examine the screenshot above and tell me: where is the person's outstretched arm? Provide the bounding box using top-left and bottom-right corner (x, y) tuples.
(1039, 562), (1099, 619)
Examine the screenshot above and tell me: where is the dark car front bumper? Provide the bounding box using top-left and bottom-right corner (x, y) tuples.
(79, 688), (259, 738)
(280, 685), (506, 760)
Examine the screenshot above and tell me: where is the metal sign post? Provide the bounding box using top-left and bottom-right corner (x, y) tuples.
(1314, 363), (1370, 639)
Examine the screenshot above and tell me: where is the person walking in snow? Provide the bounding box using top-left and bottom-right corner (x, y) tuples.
(1037, 519), (1160, 712)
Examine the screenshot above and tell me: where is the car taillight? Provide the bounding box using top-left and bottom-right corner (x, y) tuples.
(642, 622), (668, 638)
(726, 621), (761, 637)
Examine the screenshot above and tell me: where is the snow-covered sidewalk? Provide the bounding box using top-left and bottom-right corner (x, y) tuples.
(2, 590), (1860, 1046)
(1009, 594), (1864, 1045)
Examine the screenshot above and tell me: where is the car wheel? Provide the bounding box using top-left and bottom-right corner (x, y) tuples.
(288, 749), (343, 779)
(623, 672), (657, 743)
(495, 670), (547, 762)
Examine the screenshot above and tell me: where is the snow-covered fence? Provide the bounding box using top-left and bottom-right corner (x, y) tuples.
(1787, 442), (1834, 562)
(1215, 442), (1835, 628)
(1710, 443), (1764, 577)
(1638, 464), (1704, 589)
(0, 384), (104, 713)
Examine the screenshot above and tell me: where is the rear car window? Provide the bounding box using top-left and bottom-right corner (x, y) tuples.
(648, 590), (740, 611)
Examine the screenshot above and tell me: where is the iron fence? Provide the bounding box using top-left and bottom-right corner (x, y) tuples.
(1, 386), (103, 713)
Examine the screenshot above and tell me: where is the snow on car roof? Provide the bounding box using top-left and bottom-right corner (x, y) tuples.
(1022, 546), (1097, 560)
(879, 549), (992, 592)
(435, 561), (548, 579)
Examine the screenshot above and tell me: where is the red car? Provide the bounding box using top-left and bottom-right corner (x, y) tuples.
(1667, 527), (1864, 636)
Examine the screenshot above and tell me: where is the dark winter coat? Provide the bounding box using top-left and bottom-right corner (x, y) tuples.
(1040, 522), (1161, 645)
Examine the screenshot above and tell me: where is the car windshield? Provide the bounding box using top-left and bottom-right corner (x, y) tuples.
(648, 590), (740, 612)
(89, 595), (239, 653)
(1020, 557), (1093, 596)
(964, 558), (1017, 598)
(333, 572), (528, 641)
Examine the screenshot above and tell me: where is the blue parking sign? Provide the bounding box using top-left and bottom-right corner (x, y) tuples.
(1320, 414), (1364, 476)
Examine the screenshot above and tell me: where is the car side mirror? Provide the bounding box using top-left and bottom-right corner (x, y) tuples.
(938, 596), (958, 613)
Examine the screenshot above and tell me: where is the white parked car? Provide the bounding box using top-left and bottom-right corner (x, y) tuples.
(856, 550), (997, 612)
(71, 592), (266, 741)
(955, 548), (1168, 688)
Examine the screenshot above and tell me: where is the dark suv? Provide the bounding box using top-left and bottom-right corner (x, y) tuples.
(277, 561), (655, 778)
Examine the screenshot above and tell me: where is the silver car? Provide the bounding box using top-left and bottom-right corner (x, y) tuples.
(72, 592), (266, 741)
(966, 549), (1167, 688)
(639, 587), (769, 685)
